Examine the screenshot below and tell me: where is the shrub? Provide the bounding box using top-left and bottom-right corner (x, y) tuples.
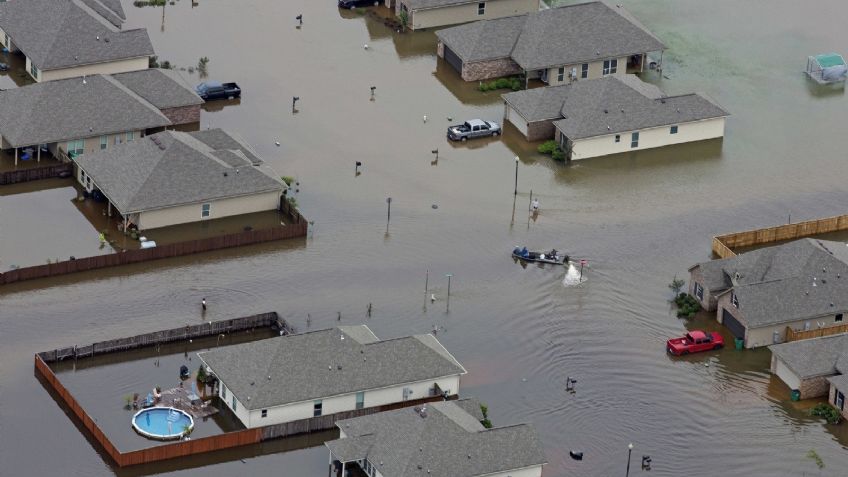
(551, 149), (565, 162)
(287, 197), (298, 208)
(811, 403), (841, 424)
(479, 403), (492, 428)
(281, 176), (295, 186)
(537, 140), (558, 155)
(669, 275), (685, 295)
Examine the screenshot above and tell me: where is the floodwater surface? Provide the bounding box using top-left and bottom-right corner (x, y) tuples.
(2, 0), (848, 475)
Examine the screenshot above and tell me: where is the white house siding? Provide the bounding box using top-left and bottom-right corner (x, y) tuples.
(137, 191), (280, 230)
(408, 0), (538, 30)
(219, 381), (251, 426)
(560, 117), (726, 161)
(483, 465), (544, 477)
(39, 56), (149, 82)
(0, 26), (17, 52)
(543, 56), (627, 86)
(504, 103), (529, 137)
(773, 358), (802, 391)
(242, 374), (461, 428)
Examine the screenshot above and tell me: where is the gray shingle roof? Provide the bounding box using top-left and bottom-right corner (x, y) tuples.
(79, 0), (123, 27)
(701, 239), (848, 328)
(770, 333), (848, 379)
(197, 326), (467, 410)
(326, 399), (547, 477)
(436, 1), (664, 69)
(111, 69), (203, 109)
(0, 74), (171, 148)
(0, 0), (152, 70)
(550, 75), (728, 139)
(74, 129), (284, 213)
(827, 373), (848, 392)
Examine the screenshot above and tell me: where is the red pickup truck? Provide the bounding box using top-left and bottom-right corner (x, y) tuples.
(666, 330), (723, 355)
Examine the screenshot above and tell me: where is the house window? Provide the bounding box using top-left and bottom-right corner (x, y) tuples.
(313, 400), (323, 417)
(603, 59), (617, 76)
(232, 396), (237, 412)
(67, 139), (84, 156)
(581, 63), (588, 79)
(731, 292), (739, 308)
(837, 391), (845, 411)
(126, 131), (134, 142)
(100, 136), (107, 150)
(614, 135), (620, 143)
(557, 67), (565, 82)
(201, 203), (211, 218)
(630, 131), (639, 148)
(30, 63), (39, 79)
(837, 313), (844, 322)
(356, 391), (365, 410)
(261, 409), (267, 418)
(477, 2), (485, 15)
(670, 125), (678, 134)
(221, 385), (226, 399)
(694, 283), (704, 301)
(115, 135), (121, 145)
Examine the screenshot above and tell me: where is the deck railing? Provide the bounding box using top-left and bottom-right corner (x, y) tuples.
(785, 323), (848, 342)
(712, 214), (848, 258)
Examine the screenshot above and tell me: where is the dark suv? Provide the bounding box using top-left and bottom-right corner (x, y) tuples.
(338, 0), (382, 8)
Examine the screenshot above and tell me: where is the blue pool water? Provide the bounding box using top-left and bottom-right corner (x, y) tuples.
(131, 407), (194, 440)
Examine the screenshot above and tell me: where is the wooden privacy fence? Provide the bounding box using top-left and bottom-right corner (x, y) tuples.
(785, 323), (848, 343)
(35, 312), (454, 467)
(712, 214), (848, 258)
(0, 163), (72, 185)
(1, 215), (307, 286)
(38, 312), (288, 363)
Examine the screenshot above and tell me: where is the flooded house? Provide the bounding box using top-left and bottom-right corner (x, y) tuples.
(501, 75), (728, 157)
(435, 1), (664, 82)
(393, 0), (539, 31)
(196, 326), (466, 429)
(0, 0), (152, 82)
(0, 70), (201, 166)
(74, 129), (284, 231)
(770, 334), (848, 409)
(689, 239), (848, 349)
(326, 398), (546, 477)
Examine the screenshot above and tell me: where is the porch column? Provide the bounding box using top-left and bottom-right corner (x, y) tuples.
(108, 202), (112, 217)
(123, 215), (129, 233)
(524, 71), (528, 89)
(14, 147), (17, 166)
(37, 146), (41, 163)
(659, 50), (664, 73)
(341, 462), (345, 477)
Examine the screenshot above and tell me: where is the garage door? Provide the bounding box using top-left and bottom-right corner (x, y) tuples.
(505, 105), (528, 137)
(444, 45), (463, 74)
(722, 308), (746, 339)
(774, 359), (801, 391)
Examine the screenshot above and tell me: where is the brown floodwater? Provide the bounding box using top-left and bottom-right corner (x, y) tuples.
(2, 0), (848, 475)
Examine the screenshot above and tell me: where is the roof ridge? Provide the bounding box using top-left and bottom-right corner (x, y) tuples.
(101, 74), (171, 123)
(124, 135), (175, 211)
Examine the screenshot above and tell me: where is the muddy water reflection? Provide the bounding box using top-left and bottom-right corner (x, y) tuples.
(3, 0), (848, 475)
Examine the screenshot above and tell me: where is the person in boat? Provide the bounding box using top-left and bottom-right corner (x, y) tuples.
(549, 249), (558, 260)
(520, 247), (528, 257)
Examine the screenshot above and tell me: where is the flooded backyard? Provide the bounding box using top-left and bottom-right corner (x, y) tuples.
(3, 0), (848, 475)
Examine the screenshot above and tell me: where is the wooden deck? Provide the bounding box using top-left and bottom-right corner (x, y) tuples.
(152, 384), (219, 420)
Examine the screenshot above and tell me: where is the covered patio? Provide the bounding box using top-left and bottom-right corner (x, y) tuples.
(0, 144), (62, 172)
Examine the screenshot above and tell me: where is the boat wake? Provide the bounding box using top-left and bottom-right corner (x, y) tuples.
(562, 262), (587, 287)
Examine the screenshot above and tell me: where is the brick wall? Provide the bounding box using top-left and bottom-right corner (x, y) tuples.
(799, 376), (830, 399)
(462, 58), (522, 82)
(526, 120), (555, 142)
(160, 105), (201, 126)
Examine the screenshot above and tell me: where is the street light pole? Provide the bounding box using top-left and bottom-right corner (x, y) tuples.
(445, 273), (452, 312)
(514, 156), (519, 195)
(625, 443), (633, 477)
(386, 197), (392, 233)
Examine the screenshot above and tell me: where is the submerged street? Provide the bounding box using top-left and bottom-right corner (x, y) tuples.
(2, 0), (848, 475)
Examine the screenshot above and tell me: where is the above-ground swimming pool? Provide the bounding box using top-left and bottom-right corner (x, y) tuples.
(131, 407), (194, 440)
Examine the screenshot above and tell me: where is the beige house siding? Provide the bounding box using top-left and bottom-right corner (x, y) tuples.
(543, 56), (628, 85)
(484, 466), (544, 477)
(137, 191), (281, 230)
(38, 56), (149, 82)
(558, 117), (726, 161)
(688, 266), (723, 311)
(0, 26), (17, 52)
(406, 0), (538, 30)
